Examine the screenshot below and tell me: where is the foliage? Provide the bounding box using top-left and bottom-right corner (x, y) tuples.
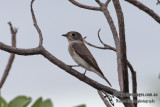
(75, 104), (86, 107)
(0, 96), (86, 107)
(0, 96), (53, 107)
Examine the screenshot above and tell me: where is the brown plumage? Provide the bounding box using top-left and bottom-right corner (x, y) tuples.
(62, 31), (112, 86)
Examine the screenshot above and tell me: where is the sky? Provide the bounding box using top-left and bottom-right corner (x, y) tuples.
(0, 0), (160, 107)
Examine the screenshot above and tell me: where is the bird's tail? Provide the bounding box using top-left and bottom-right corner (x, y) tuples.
(102, 76), (112, 87)
(94, 70), (112, 86)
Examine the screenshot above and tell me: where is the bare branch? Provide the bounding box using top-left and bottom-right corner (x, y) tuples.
(125, 0), (160, 24)
(0, 22), (17, 89)
(0, 40), (122, 98)
(31, 0), (43, 46)
(105, 0), (111, 6)
(0, 1), (139, 106)
(40, 47), (122, 98)
(95, 0), (102, 6)
(0, 42), (42, 55)
(69, 0), (101, 11)
(84, 36), (137, 107)
(0, 1), (120, 97)
(84, 39), (108, 50)
(83, 30), (116, 51)
(97, 29), (105, 46)
(127, 61), (137, 107)
(96, 2), (124, 92)
(97, 29), (116, 51)
(98, 90), (112, 107)
(84, 39), (116, 51)
(112, 0), (129, 93)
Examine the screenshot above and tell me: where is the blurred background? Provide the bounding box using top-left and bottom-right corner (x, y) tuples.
(0, 0), (160, 107)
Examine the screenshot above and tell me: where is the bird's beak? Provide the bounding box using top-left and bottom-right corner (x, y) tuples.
(62, 34), (66, 37)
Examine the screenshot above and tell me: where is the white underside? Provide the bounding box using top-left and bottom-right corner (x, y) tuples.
(71, 51), (103, 78)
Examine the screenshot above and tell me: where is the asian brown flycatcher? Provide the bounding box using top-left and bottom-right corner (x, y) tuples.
(62, 31), (111, 86)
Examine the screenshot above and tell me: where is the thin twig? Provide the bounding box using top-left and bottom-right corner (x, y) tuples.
(0, 22), (17, 89)
(98, 90), (112, 107)
(127, 61), (137, 107)
(31, 0), (43, 46)
(69, 0), (101, 11)
(84, 31), (116, 51)
(97, 29), (116, 51)
(105, 0), (111, 6)
(97, 29), (105, 46)
(125, 0), (160, 23)
(84, 38), (109, 50)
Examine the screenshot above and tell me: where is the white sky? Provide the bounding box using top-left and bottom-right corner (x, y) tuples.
(0, 0), (160, 107)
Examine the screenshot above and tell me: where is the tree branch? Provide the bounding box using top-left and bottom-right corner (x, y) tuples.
(98, 90), (112, 107)
(84, 29), (137, 107)
(84, 29), (116, 51)
(0, 22), (17, 89)
(0, 41), (123, 100)
(31, 0), (43, 46)
(97, 29), (105, 46)
(40, 47), (121, 97)
(0, 42), (42, 55)
(95, 1), (124, 92)
(105, 0), (111, 6)
(112, 0), (129, 93)
(125, 0), (160, 24)
(69, 0), (101, 11)
(0, 1), (139, 107)
(84, 38), (116, 51)
(85, 41), (137, 107)
(127, 61), (137, 107)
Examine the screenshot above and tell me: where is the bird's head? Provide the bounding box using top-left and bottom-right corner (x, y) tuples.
(62, 31), (83, 42)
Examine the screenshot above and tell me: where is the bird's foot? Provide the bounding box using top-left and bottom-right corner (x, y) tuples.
(82, 70), (87, 79)
(83, 70), (87, 75)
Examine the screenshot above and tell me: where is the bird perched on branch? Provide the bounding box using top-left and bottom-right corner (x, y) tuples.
(62, 31), (111, 86)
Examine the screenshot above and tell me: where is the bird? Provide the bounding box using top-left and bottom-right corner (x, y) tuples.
(62, 31), (112, 86)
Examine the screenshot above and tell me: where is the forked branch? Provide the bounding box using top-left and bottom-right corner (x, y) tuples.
(0, 22), (17, 89)
(84, 29), (137, 107)
(31, 0), (43, 46)
(69, 0), (101, 11)
(0, 0), (122, 100)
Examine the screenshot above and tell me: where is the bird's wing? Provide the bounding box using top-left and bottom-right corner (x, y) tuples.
(72, 42), (103, 75)
(72, 42), (112, 86)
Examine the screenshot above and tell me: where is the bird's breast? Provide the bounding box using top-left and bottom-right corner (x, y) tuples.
(68, 44), (90, 69)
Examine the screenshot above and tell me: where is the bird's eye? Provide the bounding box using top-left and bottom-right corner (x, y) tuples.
(72, 33), (76, 37)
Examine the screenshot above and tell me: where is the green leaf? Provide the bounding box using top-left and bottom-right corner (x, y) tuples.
(0, 96), (8, 107)
(39, 99), (53, 107)
(8, 96), (31, 107)
(31, 97), (43, 107)
(75, 104), (86, 107)
(31, 98), (53, 107)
